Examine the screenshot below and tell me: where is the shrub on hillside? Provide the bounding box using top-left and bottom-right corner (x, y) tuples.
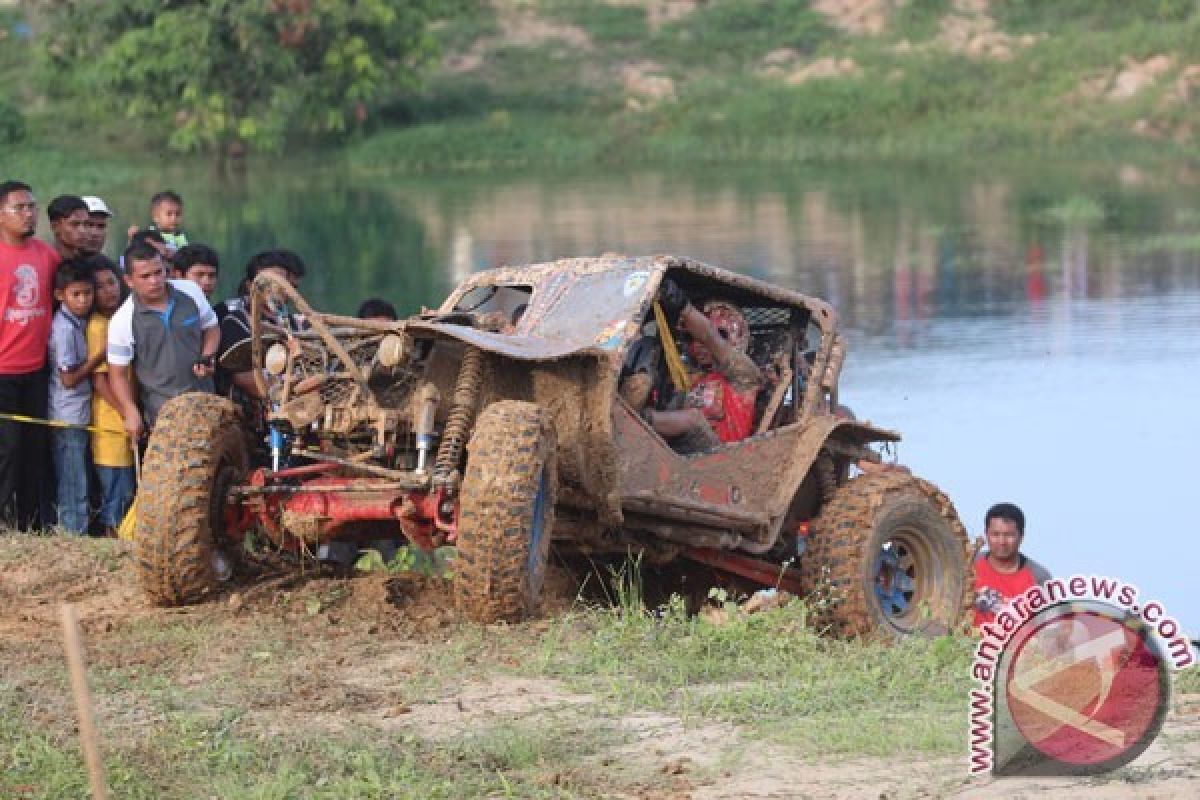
(0, 98), (25, 144)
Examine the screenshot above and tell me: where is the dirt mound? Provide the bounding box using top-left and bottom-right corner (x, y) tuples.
(0, 534), (595, 650)
(0, 534), (144, 636)
(0, 534), (476, 643)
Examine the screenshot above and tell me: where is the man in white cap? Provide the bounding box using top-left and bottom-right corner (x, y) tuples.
(80, 196), (112, 257)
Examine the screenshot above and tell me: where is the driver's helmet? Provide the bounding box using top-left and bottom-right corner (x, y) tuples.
(689, 300), (750, 367)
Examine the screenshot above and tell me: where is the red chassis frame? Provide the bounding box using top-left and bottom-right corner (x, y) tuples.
(223, 462), (458, 553)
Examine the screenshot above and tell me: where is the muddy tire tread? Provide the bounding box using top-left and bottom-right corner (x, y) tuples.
(134, 393), (246, 606)
(454, 400), (557, 624)
(801, 470), (973, 637)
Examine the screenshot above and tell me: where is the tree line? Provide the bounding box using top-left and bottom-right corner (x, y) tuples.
(26, 0), (470, 156)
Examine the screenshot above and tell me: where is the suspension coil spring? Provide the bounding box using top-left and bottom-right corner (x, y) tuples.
(433, 346), (484, 488)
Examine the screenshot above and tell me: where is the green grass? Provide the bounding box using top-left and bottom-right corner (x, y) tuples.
(651, 0), (835, 66)
(3, 535), (1195, 796)
(542, 1), (649, 45)
(0, 702), (591, 799)
(1178, 663), (1200, 693)
(533, 591), (975, 757)
(994, 0), (1197, 34)
(8, 1), (1200, 171)
(349, 0), (1200, 172)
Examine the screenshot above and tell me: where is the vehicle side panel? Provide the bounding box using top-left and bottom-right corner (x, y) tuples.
(612, 400), (900, 545)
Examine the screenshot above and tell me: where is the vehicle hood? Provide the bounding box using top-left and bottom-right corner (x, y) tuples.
(402, 319), (611, 362)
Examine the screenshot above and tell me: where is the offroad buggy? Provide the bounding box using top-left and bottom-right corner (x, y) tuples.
(135, 255), (972, 637)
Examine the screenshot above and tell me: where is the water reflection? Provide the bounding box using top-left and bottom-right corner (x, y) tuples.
(103, 163), (1200, 326)
(100, 171), (438, 314)
(394, 168), (1200, 340)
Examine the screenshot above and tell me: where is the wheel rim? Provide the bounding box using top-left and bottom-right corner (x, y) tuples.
(526, 466), (549, 586)
(874, 526), (936, 632)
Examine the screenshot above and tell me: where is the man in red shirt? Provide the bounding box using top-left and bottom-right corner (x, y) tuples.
(972, 502), (1052, 628)
(0, 180), (61, 529)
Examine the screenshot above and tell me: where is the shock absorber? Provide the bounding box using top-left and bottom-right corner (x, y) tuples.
(433, 346), (484, 488)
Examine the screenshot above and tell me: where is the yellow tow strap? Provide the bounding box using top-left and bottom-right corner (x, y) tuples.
(116, 496), (138, 541)
(652, 301), (691, 393)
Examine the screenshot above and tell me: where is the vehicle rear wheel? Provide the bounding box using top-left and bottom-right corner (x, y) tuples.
(801, 470), (972, 638)
(454, 400), (557, 623)
(135, 393), (247, 606)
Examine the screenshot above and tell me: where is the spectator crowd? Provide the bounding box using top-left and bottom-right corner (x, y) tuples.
(0, 178), (397, 536)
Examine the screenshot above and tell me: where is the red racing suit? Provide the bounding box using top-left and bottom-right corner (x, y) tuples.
(687, 371), (757, 444)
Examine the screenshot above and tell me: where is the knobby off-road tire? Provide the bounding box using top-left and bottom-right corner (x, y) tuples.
(135, 393), (248, 606)
(455, 400), (557, 624)
(801, 470), (973, 638)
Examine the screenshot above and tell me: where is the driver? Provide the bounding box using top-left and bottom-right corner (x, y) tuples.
(640, 280), (764, 453)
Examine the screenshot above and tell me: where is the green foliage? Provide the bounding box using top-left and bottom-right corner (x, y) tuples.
(994, 0), (1197, 33)
(654, 0), (836, 65)
(890, 0), (953, 41)
(430, 0), (498, 55)
(355, 545), (454, 577)
(34, 0), (444, 154)
(349, 112), (618, 171)
(0, 97), (26, 144)
(543, 1), (649, 44)
(660, 51), (993, 148)
(1178, 663), (1200, 693)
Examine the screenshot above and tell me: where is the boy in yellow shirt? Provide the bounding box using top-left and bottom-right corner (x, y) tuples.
(85, 255), (135, 537)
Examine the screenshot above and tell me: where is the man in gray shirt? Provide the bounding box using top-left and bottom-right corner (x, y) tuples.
(107, 242), (219, 440)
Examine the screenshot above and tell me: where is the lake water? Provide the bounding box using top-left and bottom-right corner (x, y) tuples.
(100, 158), (1200, 631)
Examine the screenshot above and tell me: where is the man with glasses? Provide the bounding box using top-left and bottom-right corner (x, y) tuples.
(0, 180), (61, 529)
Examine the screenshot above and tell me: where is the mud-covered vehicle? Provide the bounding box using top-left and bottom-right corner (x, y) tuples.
(135, 254), (972, 637)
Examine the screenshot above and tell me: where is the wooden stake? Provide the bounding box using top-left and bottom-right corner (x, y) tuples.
(60, 604), (109, 800)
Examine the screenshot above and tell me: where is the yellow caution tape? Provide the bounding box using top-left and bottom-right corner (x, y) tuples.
(0, 411), (125, 437)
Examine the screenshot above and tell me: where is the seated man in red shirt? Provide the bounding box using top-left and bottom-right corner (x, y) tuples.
(642, 281), (764, 454)
(973, 502), (1052, 628)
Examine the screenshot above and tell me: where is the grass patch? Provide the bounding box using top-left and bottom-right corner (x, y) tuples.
(994, 0), (1197, 34)
(1177, 663), (1200, 694)
(350, 0), (1200, 172)
(534, 594), (975, 756)
(543, 1), (648, 45)
(2, 534), (1192, 795)
(1, 701), (594, 799)
(652, 0), (835, 66)
(350, 112), (628, 171)
(8, 0), (1200, 171)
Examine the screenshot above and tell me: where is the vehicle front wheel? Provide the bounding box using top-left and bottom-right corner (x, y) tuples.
(134, 393), (247, 606)
(801, 470), (973, 638)
(454, 400), (557, 623)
